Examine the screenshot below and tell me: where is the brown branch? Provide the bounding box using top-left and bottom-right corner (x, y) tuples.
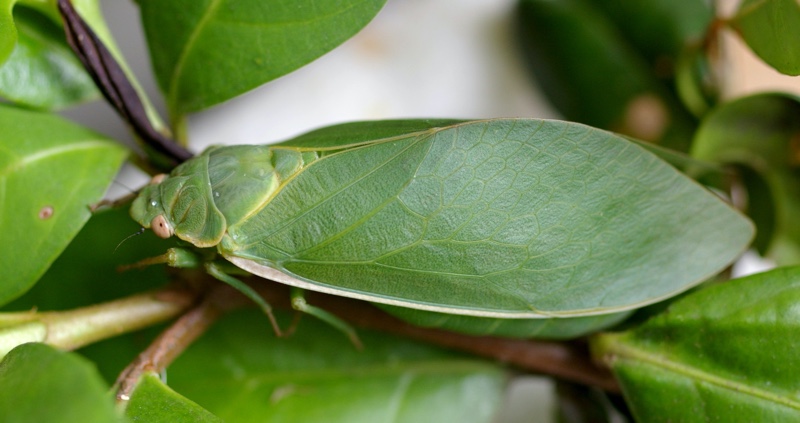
(114, 283), (238, 401)
(115, 272), (618, 399)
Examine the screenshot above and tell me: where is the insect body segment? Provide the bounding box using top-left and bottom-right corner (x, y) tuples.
(129, 120), (753, 321)
(130, 145), (319, 247)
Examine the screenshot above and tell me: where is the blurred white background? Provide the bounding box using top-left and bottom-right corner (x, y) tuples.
(59, 1), (800, 421)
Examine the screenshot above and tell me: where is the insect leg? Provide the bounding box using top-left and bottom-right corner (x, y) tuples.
(205, 262), (283, 337)
(290, 287), (363, 350)
(117, 247), (202, 271)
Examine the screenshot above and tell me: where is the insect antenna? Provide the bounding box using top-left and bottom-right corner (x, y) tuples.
(114, 227), (146, 253)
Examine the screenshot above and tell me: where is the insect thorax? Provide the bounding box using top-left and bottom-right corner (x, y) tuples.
(206, 145), (319, 227)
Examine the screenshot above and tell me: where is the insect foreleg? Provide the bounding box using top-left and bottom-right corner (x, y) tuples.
(117, 247), (202, 272)
(290, 288), (363, 350)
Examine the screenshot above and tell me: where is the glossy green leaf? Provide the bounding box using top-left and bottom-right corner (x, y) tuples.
(138, 0), (386, 119)
(0, 0), (167, 131)
(132, 119), (753, 317)
(516, 0), (698, 151)
(379, 305), (631, 340)
(731, 0), (800, 76)
(0, 104), (127, 306)
(0, 343), (125, 423)
(126, 373), (222, 423)
(166, 309), (506, 423)
(691, 93), (800, 264)
(592, 266), (800, 421)
(0, 0), (20, 65)
(0, 6), (97, 109)
(0, 0), (108, 66)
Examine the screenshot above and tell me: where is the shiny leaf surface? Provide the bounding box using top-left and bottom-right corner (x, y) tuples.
(126, 373), (223, 423)
(0, 343), (125, 423)
(0, 6), (97, 109)
(593, 266), (800, 421)
(0, 104), (127, 305)
(731, 0), (800, 75)
(138, 0), (386, 118)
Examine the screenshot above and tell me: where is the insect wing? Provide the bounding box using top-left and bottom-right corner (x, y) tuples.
(221, 119), (752, 317)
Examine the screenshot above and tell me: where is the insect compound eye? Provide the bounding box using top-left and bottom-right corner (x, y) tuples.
(149, 174), (168, 185)
(150, 215), (174, 239)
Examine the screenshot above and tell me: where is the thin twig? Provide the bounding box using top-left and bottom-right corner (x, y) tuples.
(114, 284), (239, 400)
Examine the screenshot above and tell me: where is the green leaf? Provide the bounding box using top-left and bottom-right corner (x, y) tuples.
(0, 206), (179, 382)
(731, 0), (800, 76)
(166, 309), (506, 423)
(0, 0), (108, 69)
(516, 0), (698, 151)
(691, 93), (800, 264)
(0, 0), (168, 132)
(138, 0), (387, 119)
(219, 119), (752, 316)
(379, 305), (631, 340)
(592, 266), (800, 421)
(0, 343), (125, 423)
(126, 373), (223, 423)
(0, 6), (98, 109)
(0, 104), (127, 306)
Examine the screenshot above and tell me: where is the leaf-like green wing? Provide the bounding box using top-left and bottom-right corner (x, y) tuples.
(138, 0), (387, 119)
(379, 305), (631, 339)
(0, 104), (127, 306)
(221, 119), (753, 317)
(731, 0), (800, 76)
(277, 119), (465, 150)
(0, 343), (126, 423)
(592, 266), (800, 421)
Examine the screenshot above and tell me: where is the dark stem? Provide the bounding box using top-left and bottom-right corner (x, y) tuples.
(57, 0), (192, 168)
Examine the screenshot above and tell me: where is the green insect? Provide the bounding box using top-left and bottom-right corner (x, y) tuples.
(130, 119), (752, 335)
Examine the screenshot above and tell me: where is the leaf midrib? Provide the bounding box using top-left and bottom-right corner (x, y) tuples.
(167, 0), (223, 117)
(610, 339), (800, 410)
(0, 140), (116, 176)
